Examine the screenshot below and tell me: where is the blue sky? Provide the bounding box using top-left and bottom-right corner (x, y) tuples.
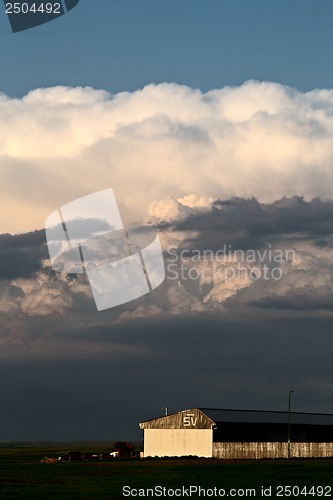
(1, 0), (333, 96)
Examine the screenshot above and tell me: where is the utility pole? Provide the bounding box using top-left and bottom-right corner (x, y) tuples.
(288, 390), (294, 459)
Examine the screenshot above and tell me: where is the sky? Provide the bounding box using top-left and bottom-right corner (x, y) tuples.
(1, 1), (333, 97)
(1, 1), (333, 442)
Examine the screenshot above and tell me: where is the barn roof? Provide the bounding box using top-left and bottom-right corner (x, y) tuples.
(139, 407), (333, 430)
(139, 407), (215, 429)
(199, 408), (333, 426)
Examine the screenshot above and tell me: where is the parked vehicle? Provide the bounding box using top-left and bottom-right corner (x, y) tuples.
(57, 451), (83, 462)
(112, 442), (134, 458)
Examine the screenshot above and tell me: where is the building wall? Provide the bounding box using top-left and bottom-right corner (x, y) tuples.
(213, 442), (333, 459)
(143, 429), (213, 457)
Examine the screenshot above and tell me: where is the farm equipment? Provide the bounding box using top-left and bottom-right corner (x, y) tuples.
(112, 441), (134, 458)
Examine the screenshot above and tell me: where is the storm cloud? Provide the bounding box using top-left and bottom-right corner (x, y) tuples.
(1, 195), (333, 336)
(2, 80), (333, 439)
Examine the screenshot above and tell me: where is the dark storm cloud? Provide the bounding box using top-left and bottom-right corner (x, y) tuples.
(2, 195), (333, 318)
(252, 286), (333, 311)
(2, 196), (333, 281)
(173, 196), (333, 251)
(0, 218), (117, 280)
(0, 230), (47, 279)
(1, 312), (333, 441)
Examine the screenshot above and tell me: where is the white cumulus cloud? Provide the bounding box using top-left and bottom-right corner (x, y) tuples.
(2, 81), (333, 233)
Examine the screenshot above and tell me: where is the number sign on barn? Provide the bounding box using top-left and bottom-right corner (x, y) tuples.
(183, 413), (198, 427)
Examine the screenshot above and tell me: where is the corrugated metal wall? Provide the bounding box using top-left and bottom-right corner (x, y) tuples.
(143, 429), (213, 457)
(213, 442), (333, 459)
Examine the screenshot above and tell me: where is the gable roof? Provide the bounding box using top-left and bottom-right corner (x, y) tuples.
(199, 408), (333, 426)
(139, 407), (216, 429)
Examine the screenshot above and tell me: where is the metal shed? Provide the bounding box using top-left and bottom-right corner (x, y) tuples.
(139, 407), (333, 459)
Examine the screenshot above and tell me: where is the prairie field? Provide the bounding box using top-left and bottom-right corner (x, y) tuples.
(0, 446), (332, 499)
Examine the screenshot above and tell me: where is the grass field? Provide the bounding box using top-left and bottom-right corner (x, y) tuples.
(0, 446), (332, 499)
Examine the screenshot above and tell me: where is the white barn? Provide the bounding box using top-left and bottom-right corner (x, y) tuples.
(139, 408), (214, 458)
